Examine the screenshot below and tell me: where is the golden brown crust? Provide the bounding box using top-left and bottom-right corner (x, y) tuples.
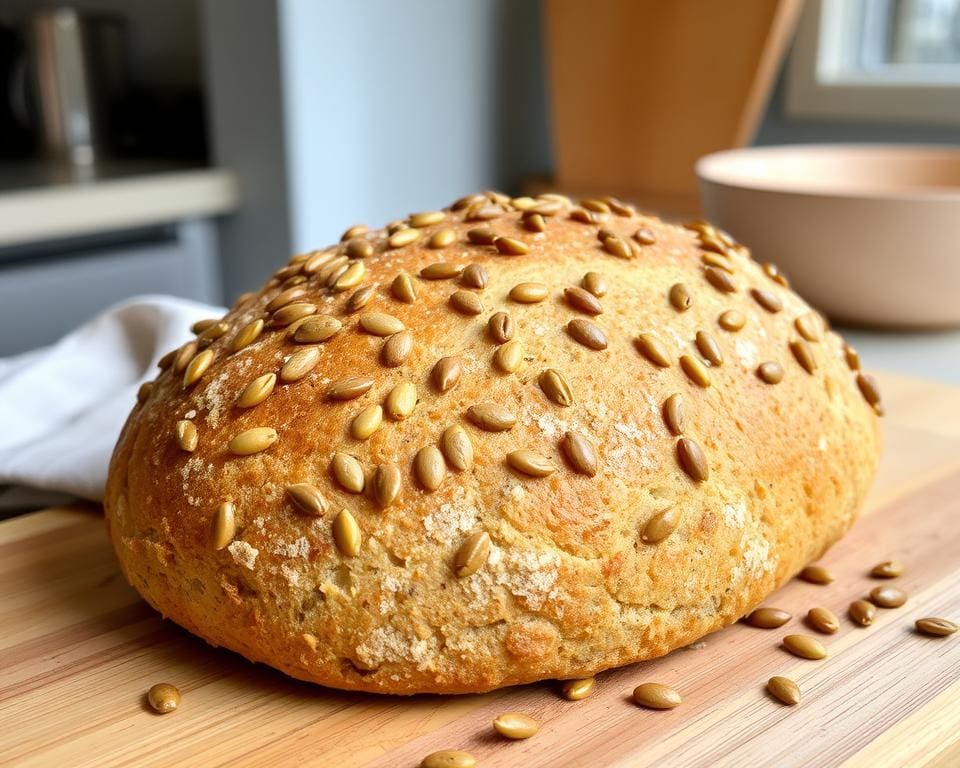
(104, 193), (881, 694)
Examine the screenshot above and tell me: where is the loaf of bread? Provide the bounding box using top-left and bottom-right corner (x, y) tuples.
(105, 192), (882, 694)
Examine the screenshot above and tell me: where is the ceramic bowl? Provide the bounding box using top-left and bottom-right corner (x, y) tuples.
(696, 144), (960, 328)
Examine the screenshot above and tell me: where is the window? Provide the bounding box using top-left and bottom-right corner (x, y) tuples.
(786, 0), (960, 124)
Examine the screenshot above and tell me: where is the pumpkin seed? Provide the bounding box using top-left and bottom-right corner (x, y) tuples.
(701, 251), (735, 273)
(345, 238), (373, 260)
(467, 403), (515, 431)
(582, 198), (610, 213)
(236, 372), (276, 408)
(509, 282), (549, 303)
(346, 283), (377, 312)
(676, 437), (708, 482)
(385, 381), (417, 420)
(642, 506), (681, 543)
(157, 349), (175, 370)
(807, 606), (840, 634)
(718, 310), (746, 332)
(333, 260), (366, 290)
(229, 319), (264, 352)
(467, 227), (496, 246)
(857, 373), (882, 407)
(286, 483), (328, 516)
(183, 348), (214, 386)
(790, 340), (817, 374)
(192, 318), (218, 335)
(137, 382), (153, 404)
(762, 262), (789, 286)
(450, 290), (484, 315)
(302, 250), (336, 274)
(350, 404), (383, 439)
(391, 272), (417, 303)
(332, 509), (361, 557)
(565, 286), (603, 315)
(266, 285), (307, 312)
(603, 234), (632, 258)
(197, 321), (229, 346)
(316, 255), (349, 284)
(767, 676), (800, 706)
(373, 464), (401, 507)
(795, 313), (821, 342)
(915, 617), (958, 637)
(428, 228), (457, 248)
(441, 424), (474, 471)
(210, 502), (236, 549)
(493, 711), (539, 740)
(327, 376), (375, 401)
(293, 315), (342, 343)
(420, 751), (476, 768)
(341, 224), (367, 241)
(870, 585), (907, 608)
(510, 196), (537, 211)
(415, 445), (446, 491)
(452, 193), (486, 211)
(561, 431), (598, 476)
(388, 228), (420, 248)
(680, 354), (711, 387)
(799, 565), (833, 584)
(461, 263), (488, 289)
(382, 330), (413, 367)
(582, 271), (607, 297)
(695, 331), (723, 366)
(432, 356), (463, 392)
(634, 227), (656, 245)
(271, 303), (316, 328)
(560, 677), (595, 700)
(635, 333), (671, 367)
(488, 311), (515, 343)
(783, 634), (827, 660)
(632, 682), (682, 709)
(745, 607), (792, 629)
(422, 262), (465, 281)
(494, 339), (524, 373)
(332, 452), (365, 493)
(280, 347), (320, 382)
(752, 288), (783, 313)
(662, 393), (685, 436)
(228, 427), (278, 455)
(567, 318), (607, 350)
(757, 361), (784, 384)
(359, 312), (404, 336)
(507, 449), (556, 477)
(495, 236), (529, 255)
(849, 599), (876, 626)
(147, 683), (181, 714)
(409, 210), (444, 228)
(845, 346), (862, 371)
(669, 283), (692, 312)
(454, 531), (490, 577)
(539, 369), (573, 406)
(704, 267), (737, 293)
(175, 420), (198, 452)
(467, 205), (502, 222)
(523, 212), (547, 232)
(870, 560), (904, 579)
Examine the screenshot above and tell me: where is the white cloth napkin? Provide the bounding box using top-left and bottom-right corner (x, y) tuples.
(0, 295), (224, 511)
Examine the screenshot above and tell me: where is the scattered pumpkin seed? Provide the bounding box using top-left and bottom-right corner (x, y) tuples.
(582, 271), (607, 297)
(745, 607), (792, 629)
(695, 331), (723, 366)
(441, 424), (474, 471)
(385, 381), (417, 420)
(137, 382), (153, 404)
(763, 262), (789, 286)
(507, 449), (556, 477)
(523, 212), (547, 232)
(680, 354), (711, 387)
(175, 420), (198, 452)
(420, 751), (476, 768)
(345, 238), (373, 260)
(454, 531), (490, 577)
(415, 445), (446, 491)
(373, 464), (402, 507)
(228, 427), (277, 455)
(466, 227), (496, 246)
(782, 634), (827, 660)
(718, 310), (746, 332)
(331, 452), (365, 493)
(332, 509), (361, 557)
(147, 683), (181, 714)
(857, 373), (882, 408)
(210, 501), (236, 550)
(410, 210), (445, 228)
(293, 315), (342, 343)
(461, 263), (488, 289)
(790, 340), (817, 374)
(341, 224), (367, 241)
(230, 319), (264, 352)
(642, 506), (681, 543)
(567, 318), (607, 350)
(662, 394), (686, 436)
(487, 311), (515, 343)
(427, 228), (456, 249)
(795, 314), (821, 342)
(509, 282), (549, 303)
(183, 348), (214, 386)
(432, 356), (463, 392)
(870, 585), (907, 608)
(236, 372), (276, 408)
(388, 228), (420, 248)
(767, 676), (800, 706)
(346, 283), (377, 312)
(494, 236), (529, 255)
(350, 404), (383, 440)
(359, 312), (404, 336)
(635, 333), (671, 368)
(870, 560), (904, 579)
(565, 285), (603, 315)
(382, 330), (414, 368)
(757, 361), (784, 384)
(807, 606), (840, 634)
(450, 290), (484, 315)
(704, 267), (737, 293)
(799, 565), (834, 585)
(327, 376), (375, 401)
(333, 260), (366, 290)
(494, 339), (524, 373)
(849, 599), (876, 626)
(603, 234), (632, 258)
(539, 369), (573, 407)
(286, 483), (328, 516)
(561, 431), (598, 476)
(752, 288), (783, 313)
(669, 283), (692, 312)
(191, 318), (218, 335)
(632, 683), (682, 710)
(266, 285), (307, 313)
(493, 712), (539, 740)
(845, 346), (862, 371)
(676, 437), (709, 482)
(391, 272), (417, 303)
(560, 677), (595, 701)
(467, 403), (516, 431)
(634, 227), (656, 245)
(915, 617), (958, 637)
(280, 347), (320, 382)
(271, 302), (316, 327)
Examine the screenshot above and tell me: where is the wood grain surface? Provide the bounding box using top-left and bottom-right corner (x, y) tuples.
(2, 372), (959, 768)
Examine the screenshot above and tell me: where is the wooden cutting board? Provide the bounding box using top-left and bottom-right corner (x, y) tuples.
(2, 372), (959, 768)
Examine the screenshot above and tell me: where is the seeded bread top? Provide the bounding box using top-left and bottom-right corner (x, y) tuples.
(105, 191), (882, 694)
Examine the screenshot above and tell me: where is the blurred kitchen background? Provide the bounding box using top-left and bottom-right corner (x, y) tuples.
(1, 0), (959, 378)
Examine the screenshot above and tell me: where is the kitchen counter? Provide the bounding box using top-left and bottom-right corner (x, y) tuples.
(0, 161), (239, 247)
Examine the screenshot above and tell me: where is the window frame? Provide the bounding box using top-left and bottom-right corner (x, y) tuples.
(786, 0), (960, 125)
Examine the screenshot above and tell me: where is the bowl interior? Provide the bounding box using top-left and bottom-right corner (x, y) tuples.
(697, 145), (960, 198)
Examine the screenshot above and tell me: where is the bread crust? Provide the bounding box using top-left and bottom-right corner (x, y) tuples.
(105, 195), (881, 694)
